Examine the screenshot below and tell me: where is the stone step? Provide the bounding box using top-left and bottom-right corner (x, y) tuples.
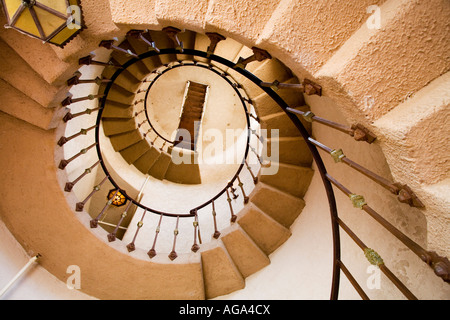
(133, 147), (161, 174)
(102, 67), (141, 93)
(101, 103), (134, 119)
(120, 139), (151, 164)
(260, 106), (311, 137)
(108, 129), (143, 152)
(102, 118), (136, 136)
(148, 151), (172, 180)
(237, 205), (291, 255)
(164, 160), (201, 184)
(253, 77), (305, 117)
(201, 245), (245, 299)
(221, 227), (270, 278)
(250, 182), (306, 228)
(126, 35), (163, 72)
(260, 162), (314, 199)
(266, 136), (312, 167)
(105, 86), (135, 105)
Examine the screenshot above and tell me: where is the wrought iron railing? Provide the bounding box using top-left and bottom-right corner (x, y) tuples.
(57, 28), (450, 299)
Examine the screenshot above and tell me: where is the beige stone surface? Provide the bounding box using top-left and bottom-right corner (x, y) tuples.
(260, 163), (313, 198)
(155, 0), (209, 33)
(0, 112), (205, 300)
(0, 0), (448, 300)
(109, 0), (160, 28)
(257, 0), (386, 77)
(316, 0), (450, 121)
(205, 0), (283, 46)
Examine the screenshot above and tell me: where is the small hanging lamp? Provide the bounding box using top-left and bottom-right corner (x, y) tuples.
(107, 189), (127, 207)
(0, 0), (85, 47)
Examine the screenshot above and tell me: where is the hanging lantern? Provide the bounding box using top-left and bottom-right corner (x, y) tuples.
(107, 189), (127, 207)
(0, 0), (85, 47)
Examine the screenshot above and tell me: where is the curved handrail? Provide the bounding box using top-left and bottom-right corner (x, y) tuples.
(95, 47), (341, 298)
(95, 49), (253, 217)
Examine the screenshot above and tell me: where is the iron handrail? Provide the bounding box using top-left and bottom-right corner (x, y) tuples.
(95, 48), (254, 217)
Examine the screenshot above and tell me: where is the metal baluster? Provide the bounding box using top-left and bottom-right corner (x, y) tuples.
(127, 209), (147, 252)
(64, 160), (100, 192)
(99, 38), (139, 58)
(107, 199), (134, 242)
(75, 175), (108, 211)
(127, 29), (160, 53)
(191, 210), (200, 253)
(237, 176), (249, 204)
(61, 93), (104, 106)
(211, 201), (220, 239)
(90, 189), (120, 228)
(58, 142), (98, 169)
(226, 189), (237, 223)
(245, 159), (258, 184)
(63, 106), (101, 122)
(206, 32), (226, 57)
(57, 125), (98, 146)
(234, 47), (271, 69)
(163, 26), (184, 52)
(148, 214), (163, 258)
(168, 216), (180, 261)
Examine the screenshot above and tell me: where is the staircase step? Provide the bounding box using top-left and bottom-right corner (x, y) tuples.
(253, 77), (305, 117)
(148, 30), (178, 65)
(260, 163), (314, 198)
(109, 129), (142, 152)
(266, 136), (312, 166)
(126, 35), (163, 72)
(102, 67), (141, 93)
(221, 228), (270, 278)
(133, 147), (161, 173)
(106, 86), (135, 105)
(111, 40), (150, 79)
(164, 161), (201, 184)
(250, 183), (306, 228)
(177, 30), (196, 61)
(102, 118), (136, 136)
(201, 246), (245, 299)
(237, 205), (291, 255)
(260, 106), (311, 137)
(148, 151), (171, 179)
(101, 103), (133, 119)
(120, 139), (151, 164)
(238, 59), (293, 98)
(211, 38), (244, 70)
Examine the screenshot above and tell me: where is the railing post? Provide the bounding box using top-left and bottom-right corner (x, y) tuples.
(148, 214), (163, 259)
(234, 47), (271, 69)
(206, 32), (226, 57)
(191, 210), (200, 253)
(126, 209), (147, 252)
(75, 176), (108, 211)
(162, 27), (184, 52)
(64, 160), (100, 192)
(58, 142), (98, 169)
(168, 216), (180, 260)
(99, 38), (139, 58)
(211, 201), (220, 239)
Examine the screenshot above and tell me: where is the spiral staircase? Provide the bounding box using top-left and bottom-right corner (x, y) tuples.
(0, 0), (449, 301)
